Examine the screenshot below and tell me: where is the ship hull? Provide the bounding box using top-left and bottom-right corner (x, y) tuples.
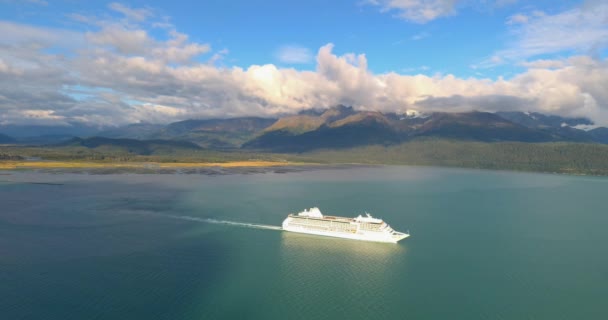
(282, 224), (409, 243)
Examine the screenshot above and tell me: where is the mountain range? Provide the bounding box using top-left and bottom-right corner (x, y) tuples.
(1, 106), (607, 152)
(243, 106), (608, 151)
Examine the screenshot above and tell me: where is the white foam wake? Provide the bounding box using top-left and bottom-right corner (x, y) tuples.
(141, 212), (283, 231)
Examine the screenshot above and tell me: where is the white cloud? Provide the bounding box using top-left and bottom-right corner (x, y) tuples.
(368, 0), (458, 23)
(129, 103), (187, 123)
(208, 48), (229, 65)
(485, 2), (608, 66)
(3, 9), (608, 127)
(108, 3), (153, 22)
(84, 24), (209, 62)
(506, 13), (528, 25)
(87, 24), (152, 55)
(153, 30), (210, 63)
(520, 59), (566, 69)
(275, 45), (313, 64)
(402, 65), (430, 73)
(0, 21), (84, 47)
(21, 109), (64, 120)
(367, 0), (520, 23)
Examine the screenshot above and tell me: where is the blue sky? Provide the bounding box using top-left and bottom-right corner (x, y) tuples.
(2, 0), (590, 76)
(1, 0), (607, 126)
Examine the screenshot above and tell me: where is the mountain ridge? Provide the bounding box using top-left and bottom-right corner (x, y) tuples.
(3, 107), (607, 151)
(245, 108), (607, 151)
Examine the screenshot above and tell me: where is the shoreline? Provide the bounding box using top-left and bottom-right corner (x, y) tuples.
(0, 160), (314, 170)
(1, 160), (606, 177)
(0, 160), (345, 175)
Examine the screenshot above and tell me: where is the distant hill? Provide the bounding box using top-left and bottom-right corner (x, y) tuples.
(164, 117), (276, 135)
(410, 112), (555, 142)
(495, 111), (597, 142)
(13, 134), (83, 145)
(97, 123), (165, 140)
(495, 111), (592, 129)
(61, 137), (201, 155)
(99, 117), (276, 148)
(589, 127), (608, 144)
(0, 133), (16, 144)
(0, 124), (101, 138)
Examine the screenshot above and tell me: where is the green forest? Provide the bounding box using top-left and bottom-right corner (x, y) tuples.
(3, 138), (608, 175)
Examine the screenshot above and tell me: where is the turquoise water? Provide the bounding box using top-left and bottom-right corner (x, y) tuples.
(1, 166), (607, 319)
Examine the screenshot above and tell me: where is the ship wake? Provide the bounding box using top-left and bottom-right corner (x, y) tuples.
(137, 212), (283, 231)
(178, 215), (283, 231)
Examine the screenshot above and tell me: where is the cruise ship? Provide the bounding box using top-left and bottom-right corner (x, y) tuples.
(282, 207), (409, 243)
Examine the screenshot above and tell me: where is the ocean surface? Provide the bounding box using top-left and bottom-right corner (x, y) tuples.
(1, 166), (607, 319)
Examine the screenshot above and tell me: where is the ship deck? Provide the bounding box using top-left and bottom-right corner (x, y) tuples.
(289, 214), (352, 222)
(288, 214), (383, 224)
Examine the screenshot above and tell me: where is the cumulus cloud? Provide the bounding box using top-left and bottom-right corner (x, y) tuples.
(74, 7), (210, 62)
(0, 21), (83, 48)
(87, 24), (152, 55)
(2, 3), (608, 127)
(153, 30), (211, 63)
(416, 94), (533, 112)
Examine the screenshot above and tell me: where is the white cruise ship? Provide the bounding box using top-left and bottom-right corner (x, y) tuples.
(282, 207), (409, 243)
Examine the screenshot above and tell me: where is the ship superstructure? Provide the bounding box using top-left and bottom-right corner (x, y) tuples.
(282, 207), (409, 243)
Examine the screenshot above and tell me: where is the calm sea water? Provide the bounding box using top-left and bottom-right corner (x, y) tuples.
(1, 166), (607, 319)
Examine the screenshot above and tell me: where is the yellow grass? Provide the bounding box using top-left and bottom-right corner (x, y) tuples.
(0, 160), (312, 170)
